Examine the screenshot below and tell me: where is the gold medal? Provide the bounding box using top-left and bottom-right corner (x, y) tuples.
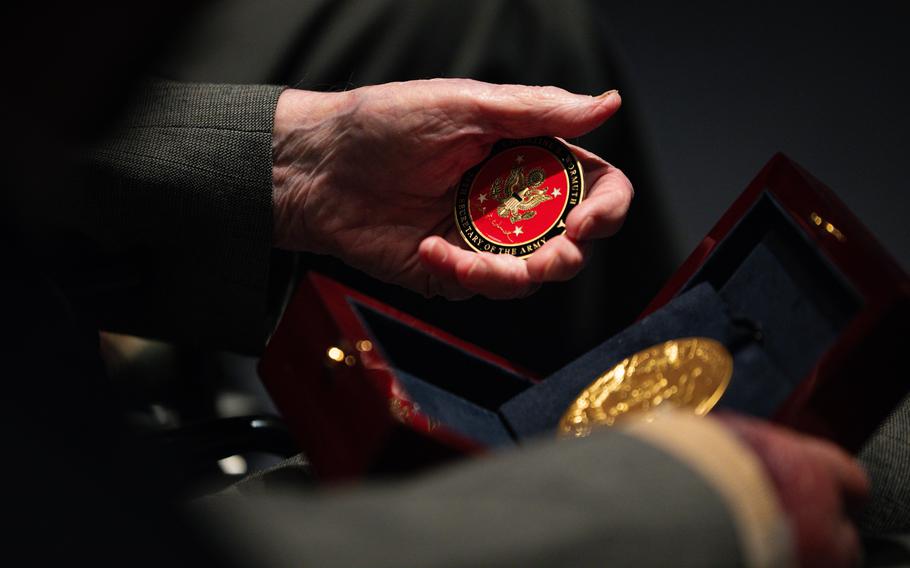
(558, 338), (733, 437)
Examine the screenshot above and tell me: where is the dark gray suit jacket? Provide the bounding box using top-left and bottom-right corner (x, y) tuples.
(80, 81), (284, 352)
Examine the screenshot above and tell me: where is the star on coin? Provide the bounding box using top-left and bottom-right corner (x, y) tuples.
(515, 154), (524, 164)
(513, 225), (524, 236)
(477, 192), (488, 204)
(551, 188), (562, 197)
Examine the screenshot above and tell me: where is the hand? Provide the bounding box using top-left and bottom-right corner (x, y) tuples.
(715, 413), (870, 568)
(271, 79), (632, 299)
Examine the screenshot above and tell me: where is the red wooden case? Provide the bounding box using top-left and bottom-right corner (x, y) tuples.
(642, 154), (909, 450)
(259, 154), (909, 480)
(258, 270), (539, 479)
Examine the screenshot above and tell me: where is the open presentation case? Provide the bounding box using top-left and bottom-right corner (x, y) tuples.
(259, 154), (909, 480)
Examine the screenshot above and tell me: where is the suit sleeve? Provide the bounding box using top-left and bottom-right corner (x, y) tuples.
(198, 413), (794, 568)
(72, 80), (286, 352)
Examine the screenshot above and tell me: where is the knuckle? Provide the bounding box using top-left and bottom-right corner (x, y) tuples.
(533, 85), (567, 100)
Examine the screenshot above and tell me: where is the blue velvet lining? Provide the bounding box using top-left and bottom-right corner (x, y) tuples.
(352, 301), (528, 447)
(718, 234), (845, 386)
(352, 301), (532, 410)
(393, 368), (516, 447)
(500, 282), (744, 439)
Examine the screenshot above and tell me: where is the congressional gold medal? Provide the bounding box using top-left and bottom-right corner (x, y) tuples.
(454, 137), (584, 258)
(558, 338), (733, 438)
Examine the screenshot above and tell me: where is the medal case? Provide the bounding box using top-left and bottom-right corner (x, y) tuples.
(259, 154), (909, 480)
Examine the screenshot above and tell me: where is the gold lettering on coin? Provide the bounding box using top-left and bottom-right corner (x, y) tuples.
(558, 338), (733, 437)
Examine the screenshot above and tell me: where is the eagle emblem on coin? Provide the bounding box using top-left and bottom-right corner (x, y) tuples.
(491, 166), (552, 223)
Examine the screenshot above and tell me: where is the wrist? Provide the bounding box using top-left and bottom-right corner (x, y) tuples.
(624, 413), (795, 567)
(271, 87), (357, 251)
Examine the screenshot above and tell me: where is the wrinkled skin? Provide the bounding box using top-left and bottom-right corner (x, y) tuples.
(716, 413), (870, 568)
(272, 78), (632, 299)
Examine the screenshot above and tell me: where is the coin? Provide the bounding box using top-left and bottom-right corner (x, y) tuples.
(453, 137), (584, 258)
(557, 338), (733, 437)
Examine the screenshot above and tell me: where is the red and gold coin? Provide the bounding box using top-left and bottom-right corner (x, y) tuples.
(454, 137), (584, 258)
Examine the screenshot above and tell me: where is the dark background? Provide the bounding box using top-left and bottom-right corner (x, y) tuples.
(602, 2), (908, 270)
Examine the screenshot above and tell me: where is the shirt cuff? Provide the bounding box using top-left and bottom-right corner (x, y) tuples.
(623, 413), (796, 568)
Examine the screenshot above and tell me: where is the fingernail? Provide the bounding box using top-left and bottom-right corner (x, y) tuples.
(595, 89), (619, 100)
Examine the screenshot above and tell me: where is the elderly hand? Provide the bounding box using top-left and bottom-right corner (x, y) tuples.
(272, 78), (632, 299)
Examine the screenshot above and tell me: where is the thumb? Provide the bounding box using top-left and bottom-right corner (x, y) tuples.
(474, 84), (621, 139)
